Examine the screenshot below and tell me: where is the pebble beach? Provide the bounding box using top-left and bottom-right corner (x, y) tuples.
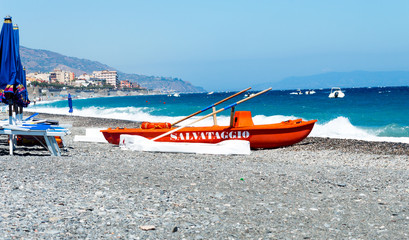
(0, 112), (408, 239)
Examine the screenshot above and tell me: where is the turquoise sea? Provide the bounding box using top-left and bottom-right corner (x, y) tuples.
(29, 86), (409, 143)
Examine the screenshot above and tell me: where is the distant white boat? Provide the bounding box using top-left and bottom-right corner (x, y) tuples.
(328, 87), (345, 98)
(173, 93), (180, 97)
(290, 89), (303, 95)
(207, 91), (214, 95)
(305, 90), (316, 95)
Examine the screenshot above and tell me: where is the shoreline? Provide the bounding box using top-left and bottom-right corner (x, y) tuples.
(17, 112), (409, 156)
(0, 112), (408, 239)
(26, 86), (174, 104)
(22, 90), (409, 146)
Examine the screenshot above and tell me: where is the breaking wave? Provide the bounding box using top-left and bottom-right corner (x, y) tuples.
(27, 105), (409, 144)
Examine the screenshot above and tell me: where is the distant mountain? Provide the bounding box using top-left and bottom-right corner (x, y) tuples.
(254, 71), (409, 90)
(20, 46), (205, 93)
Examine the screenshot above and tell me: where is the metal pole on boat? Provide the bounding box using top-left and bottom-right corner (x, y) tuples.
(151, 88), (272, 141)
(171, 87), (251, 126)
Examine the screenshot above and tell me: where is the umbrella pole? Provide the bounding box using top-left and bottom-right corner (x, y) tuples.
(16, 106), (20, 121)
(13, 102), (18, 122)
(19, 106), (23, 121)
(8, 104), (14, 155)
(8, 104), (12, 124)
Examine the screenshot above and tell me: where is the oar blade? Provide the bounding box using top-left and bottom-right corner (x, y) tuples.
(152, 88), (271, 141)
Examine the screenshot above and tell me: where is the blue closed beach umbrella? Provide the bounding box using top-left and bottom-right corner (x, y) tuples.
(0, 16), (18, 104)
(13, 23), (29, 120)
(0, 16), (23, 124)
(68, 93), (73, 113)
(13, 24), (29, 108)
(21, 67), (29, 107)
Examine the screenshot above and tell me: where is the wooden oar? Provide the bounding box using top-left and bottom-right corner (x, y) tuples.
(152, 88), (272, 141)
(171, 87), (251, 126)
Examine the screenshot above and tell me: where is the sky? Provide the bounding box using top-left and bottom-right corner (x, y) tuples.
(2, 0), (409, 91)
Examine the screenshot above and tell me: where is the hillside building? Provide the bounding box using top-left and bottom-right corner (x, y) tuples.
(69, 72), (75, 82)
(25, 69), (140, 90)
(77, 73), (91, 81)
(120, 80), (131, 88)
(120, 80), (142, 89)
(50, 68), (71, 84)
(26, 72), (51, 84)
(93, 70), (119, 88)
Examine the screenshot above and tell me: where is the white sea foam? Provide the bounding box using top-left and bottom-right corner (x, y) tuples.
(28, 106), (409, 144)
(310, 116), (409, 144)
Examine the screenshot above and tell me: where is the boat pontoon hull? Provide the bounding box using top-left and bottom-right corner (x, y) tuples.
(101, 111), (317, 149)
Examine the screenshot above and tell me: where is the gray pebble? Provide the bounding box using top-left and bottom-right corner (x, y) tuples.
(0, 112), (408, 239)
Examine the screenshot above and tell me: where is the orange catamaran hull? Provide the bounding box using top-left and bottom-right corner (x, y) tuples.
(101, 111), (317, 149)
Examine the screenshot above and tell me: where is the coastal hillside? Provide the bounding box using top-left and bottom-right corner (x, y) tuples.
(20, 46), (205, 93)
(254, 71), (409, 90)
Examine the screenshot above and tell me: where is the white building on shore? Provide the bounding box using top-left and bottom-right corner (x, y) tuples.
(50, 68), (72, 84)
(26, 69), (122, 88)
(93, 70), (119, 88)
(26, 72), (51, 83)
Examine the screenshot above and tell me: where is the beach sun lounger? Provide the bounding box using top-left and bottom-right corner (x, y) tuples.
(0, 124), (70, 156)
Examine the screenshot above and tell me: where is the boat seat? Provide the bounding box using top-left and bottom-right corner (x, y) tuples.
(141, 122), (171, 129)
(232, 111), (254, 127)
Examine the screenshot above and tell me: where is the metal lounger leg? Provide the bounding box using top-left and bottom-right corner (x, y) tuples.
(9, 134), (14, 155)
(50, 137), (62, 156)
(43, 136), (60, 156)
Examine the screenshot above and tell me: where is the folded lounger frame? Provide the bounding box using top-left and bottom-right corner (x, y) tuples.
(0, 125), (69, 156)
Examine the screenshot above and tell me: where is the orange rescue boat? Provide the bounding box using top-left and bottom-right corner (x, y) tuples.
(101, 111), (317, 149)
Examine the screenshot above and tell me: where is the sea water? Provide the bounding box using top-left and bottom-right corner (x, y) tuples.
(28, 86), (409, 143)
